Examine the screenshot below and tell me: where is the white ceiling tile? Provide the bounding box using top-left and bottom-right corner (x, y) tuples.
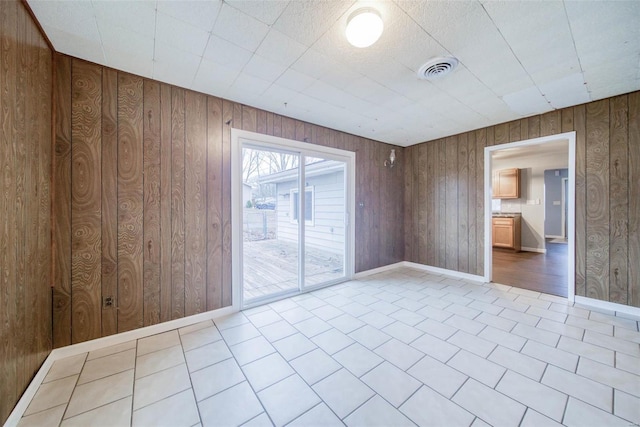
(92, 0), (156, 38)
(539, 73), (590, 109)
(192, 58), (240, 98)
(156, 0), (222, 32)
(243, 55), (288, 83)
(42, 25), (105, 65)
(228, 73), (272, 99)
(98, 23), (154, 59)
(155, 12), (211, 56)
(255, 30), (307, 68)
(275, 69), (316, 92)
(272, 0), (353, 46)
(260, 84), (300, 107)
(502, 86), (552, 116)
(589, 80), (640, 102)
(212, 3), (270, 52)
(29, 0), (100, 42)
(203, 35), (253, 70)
(103, 48), (153, 79)
(153, 43), (201, 89)
(225, 0), (290, 26)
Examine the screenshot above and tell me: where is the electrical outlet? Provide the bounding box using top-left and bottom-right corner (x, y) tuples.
(103, 296), (114, 308)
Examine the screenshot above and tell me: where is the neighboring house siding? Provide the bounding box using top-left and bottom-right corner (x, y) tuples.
(276, 171), (345, 253)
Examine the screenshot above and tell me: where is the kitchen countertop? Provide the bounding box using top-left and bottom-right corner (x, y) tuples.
(492, 212), (522, 218)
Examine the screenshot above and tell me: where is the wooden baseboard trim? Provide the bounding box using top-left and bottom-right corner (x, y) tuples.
(402, 261), (486, 283)
(354, 262), (405, 279)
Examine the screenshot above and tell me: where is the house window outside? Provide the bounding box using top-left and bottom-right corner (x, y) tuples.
(291, 186), (314, 225)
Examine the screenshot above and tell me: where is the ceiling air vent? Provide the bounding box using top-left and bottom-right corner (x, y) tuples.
(417, 57), (459, 80)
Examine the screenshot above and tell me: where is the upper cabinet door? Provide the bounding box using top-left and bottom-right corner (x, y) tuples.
(492, 168), (520, 199)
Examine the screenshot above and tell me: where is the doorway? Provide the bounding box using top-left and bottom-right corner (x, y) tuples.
(484, 132), (576, 301)
(231, 130), (355, 309)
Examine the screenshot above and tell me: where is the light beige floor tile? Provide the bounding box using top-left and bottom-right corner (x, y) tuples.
(327, 314), (366, 334)
(400, 385), (474, 427)
(563, 397), (629, 427)
(185, 339), (232, 372)
(137, 330), (180, 356)
(242, 412), (273, 427)
(374, 338), (424, 370)
(520, 408), (563, 427)
(213, 312), (250, 330)
(362, 362), (420, 407)
(496, 371), (568, 422)
(272, 333), (317, 361)
(136, 344), (185, 379)
(478, 326), (526, 351)
(487, 346), (546, 381)
(247, 309), (283, 328)
(521, 340), (578, 372)
(616, 352), (640, 376)
(24, 375), (78, 416)
(18, 404), (66, 427)
(198, 382), (263, 427)
(333, 343), (383, 378)
(220, 322), (261, 346)
(132, 389), (200, 427)
(311, 328), (355, 355)
(289, 348), (340, 385)
(77, 348), (135, 385)
(259, 320), (298, 342)
(448, 330), (497, 357)
(288, 403), (340, 427)
(133, 364), (191, 410)
(258, 375), (321, 426)
(407, 355), (467, 399)
(43, 354), (87, 383)
(344, 395), (414, 427)
(178, 320), (213, 336)
(61, 396), (131, 427)
(243, 353), (294, 392)
(230, 336), (276, 365)
(447, 350), (505, 388)
(87, 340), (136, 361)
(180, 326), (222, 352)
(583, 330), (640, 357)
(65, 370), (133, 418)
(557, 335), (614, 365)
(541, 365), (612, 411)
(614, 390), (640, 424)
(191, 358), (245, 401)
(577, 358), (640, 397)
(512, 323), (560, 347)
(452, 379), (526, 427)
(312, 369), (373, 419)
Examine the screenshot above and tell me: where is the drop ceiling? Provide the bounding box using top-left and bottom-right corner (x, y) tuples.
(28, 0), (640, 147)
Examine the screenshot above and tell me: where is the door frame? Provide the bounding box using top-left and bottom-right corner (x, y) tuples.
(231, 129), (356, 311)
(484, 131), (576, 302)
(561, 177), (568, 239)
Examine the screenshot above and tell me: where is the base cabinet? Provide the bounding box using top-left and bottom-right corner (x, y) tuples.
(492, 217), (521, 251)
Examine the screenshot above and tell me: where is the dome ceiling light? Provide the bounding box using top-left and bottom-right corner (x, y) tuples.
(345, 8), (384, 48)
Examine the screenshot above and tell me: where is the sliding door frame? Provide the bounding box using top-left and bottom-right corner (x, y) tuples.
(231, 129), (356, 310)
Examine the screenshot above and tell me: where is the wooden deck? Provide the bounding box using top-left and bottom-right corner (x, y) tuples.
(243, 239), (344, 301)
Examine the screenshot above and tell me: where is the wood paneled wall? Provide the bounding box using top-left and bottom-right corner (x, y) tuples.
(52, 54), (403, 347)
(0, 0), (53, 423)
(405, 92), (640, 308)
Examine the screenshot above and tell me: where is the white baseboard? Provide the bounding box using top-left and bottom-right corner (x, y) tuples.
(5, 305), (236, 427)
(402, 261), (486, 283)
(521, 247), (546, 254)
(545, 235), (565, 239)
(574, 296), (640, 319)
(354, 262), (404, 279)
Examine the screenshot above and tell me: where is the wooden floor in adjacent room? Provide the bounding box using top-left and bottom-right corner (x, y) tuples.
(492, 240), (568, 297)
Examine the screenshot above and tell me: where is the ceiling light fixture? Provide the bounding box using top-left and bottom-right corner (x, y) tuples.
(346, 8), (384, 48)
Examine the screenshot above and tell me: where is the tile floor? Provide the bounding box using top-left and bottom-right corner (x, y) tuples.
(18, 268), (640, 427)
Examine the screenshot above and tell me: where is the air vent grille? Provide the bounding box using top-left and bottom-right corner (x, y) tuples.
(418, 57), (459, 80)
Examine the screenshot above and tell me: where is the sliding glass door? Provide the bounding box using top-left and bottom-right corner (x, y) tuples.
(235, 132), (353, 307)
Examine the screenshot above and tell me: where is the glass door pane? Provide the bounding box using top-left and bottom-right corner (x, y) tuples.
(303, 156), (346, 288)
(242, 146), (300, 303)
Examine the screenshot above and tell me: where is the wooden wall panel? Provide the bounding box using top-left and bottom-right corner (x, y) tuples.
(405, 92), (640, 308)
(171, 88), (186, 319)
(628, 92), (639, 307)
(184, 91), (207, 316)
(0, 1), (53, 423)
(207, 97), (223, 311)
(71, 60), (102, 343)
(608, 96), (628, 304)
(101, 68), (118, 336)
(585, 100), (610, 301)
(143, 80), (161, 325)
(117, 73), (144, 332)
(159, 84), (172, 322)
(52, 55), (71, 347)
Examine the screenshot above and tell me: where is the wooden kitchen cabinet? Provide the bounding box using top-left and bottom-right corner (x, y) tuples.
(492, 216), (521, 251)
(492, 168), (520, 199)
